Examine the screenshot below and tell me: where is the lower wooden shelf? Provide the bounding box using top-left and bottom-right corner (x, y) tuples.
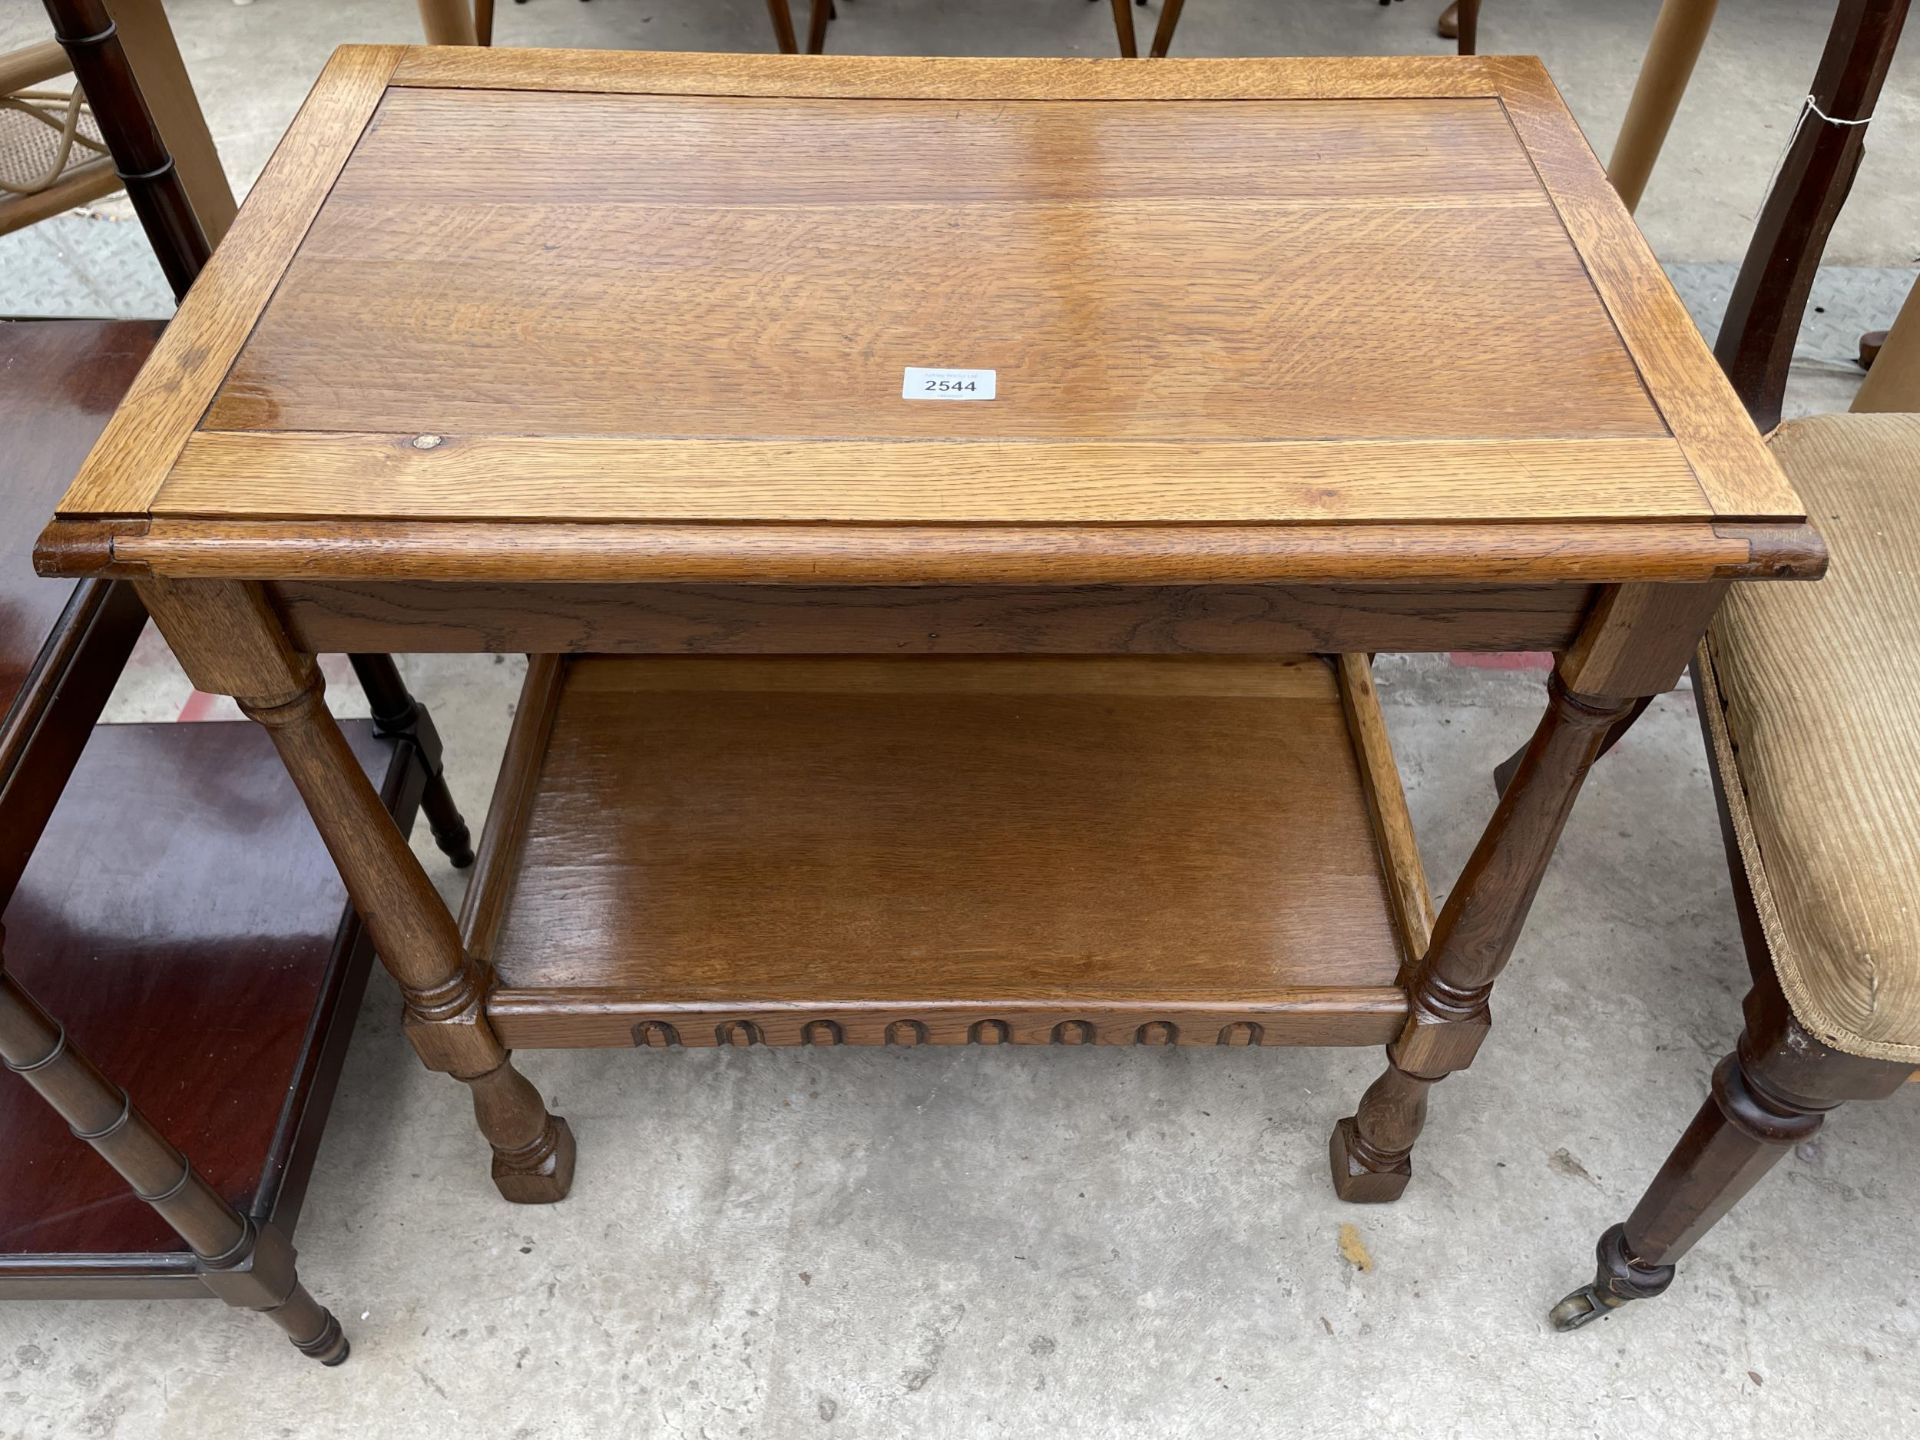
(469, 654), (1429, 1050)
(0, 720), (422, 1297)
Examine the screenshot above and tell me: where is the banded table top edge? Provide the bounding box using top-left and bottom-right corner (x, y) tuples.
(145, 432), (1721, 526)
(34, 514), (1824, 589)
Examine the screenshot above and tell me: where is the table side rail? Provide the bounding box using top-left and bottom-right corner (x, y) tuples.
(266, 580), (1598, 658)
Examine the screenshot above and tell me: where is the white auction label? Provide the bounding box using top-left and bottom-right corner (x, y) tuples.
(902, 367), (997, 400)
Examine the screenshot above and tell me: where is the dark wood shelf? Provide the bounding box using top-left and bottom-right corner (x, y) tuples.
(0, 321), (159, 729)
(0, 720), (422, 1297)
(468, 655), (1427, 1049)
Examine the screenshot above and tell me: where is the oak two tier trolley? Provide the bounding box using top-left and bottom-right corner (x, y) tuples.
(35, 46), (1819, 1356)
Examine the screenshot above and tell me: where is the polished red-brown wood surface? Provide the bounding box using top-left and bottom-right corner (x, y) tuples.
(482, 655), (1411, 1047)
(0, 321), (160, 720)
(0, 721), (399, 1262)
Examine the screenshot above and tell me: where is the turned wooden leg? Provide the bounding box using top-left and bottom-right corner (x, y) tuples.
(1330, 1061), (1427, 1201)
(0, 927), (348, 1362)
(1149, 0), (1186, 57)
(805, 0), (830, 53)
(1338, 585), (1727, 1200)
(1110, 0), (1138, 57)
(137, 580), (574, 1204)
(348, 653), (474, 868)
(1550, 978), (1908, 1329)
(1333, 675), (1633, 1200)
(765, 0), (799, 53)
(1492, 694), (1654, 797)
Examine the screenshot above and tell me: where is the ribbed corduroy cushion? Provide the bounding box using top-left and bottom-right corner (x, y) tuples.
(1706, 412), (1920, 1063)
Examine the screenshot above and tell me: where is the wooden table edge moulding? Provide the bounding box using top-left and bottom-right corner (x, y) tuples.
(34, 47), (1819, 1260)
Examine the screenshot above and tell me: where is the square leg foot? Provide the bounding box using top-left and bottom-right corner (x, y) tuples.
(1329, 1116), (1412, 1203)
(492, 1116), (576, 1204)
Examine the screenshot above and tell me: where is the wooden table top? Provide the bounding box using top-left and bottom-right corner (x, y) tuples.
(38, 47), (1814, 589)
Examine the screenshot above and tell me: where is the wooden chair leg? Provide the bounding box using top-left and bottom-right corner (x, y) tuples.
(414, 0), (478, 44)
(0, 928), (349, 1362)
(1110, 0), (1138, 57)
(805, 0), (830, 54)
(765, 0), (799, 53)
(1452, 0), (1480, 54)
(474, 0), (495, 45)
(1606, 0), (1719, 214)
(1550, 975), (1909, 1328)
(348, 654), (474, 868)
(43, 0), (209, 303)
(109, 0), (237, 244)
(1852, 273), (1920, 413)
(1149, 0), (1186, 57)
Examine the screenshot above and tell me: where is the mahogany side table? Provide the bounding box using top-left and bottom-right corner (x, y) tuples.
(0, 319), (431, 1364)
(35, 49), (1817, 1257)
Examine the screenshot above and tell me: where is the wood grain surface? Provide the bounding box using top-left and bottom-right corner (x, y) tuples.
(195, 88), (1667, 475)
(1486, 58), (1801, 521)
(46, 517), (1822, 589)
(1337, 654), (1434, 970)
(0, 721), (399, 1264)
(39, 48), (1810, 592)
(160, 435), (1705, 524)
(0, 322), (157, 726)
(50, 46), (401, 519)
(458, 654), (563, 966)
(387, 47), (1507, 99)
(268, 579), (1595, 657)
(480, 655), (1411, 1047)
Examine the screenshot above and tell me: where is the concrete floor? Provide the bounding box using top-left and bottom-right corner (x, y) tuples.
(3, 1), (1919, 1437)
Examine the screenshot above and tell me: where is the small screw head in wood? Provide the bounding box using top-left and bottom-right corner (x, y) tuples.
(412, 433), (443, 450)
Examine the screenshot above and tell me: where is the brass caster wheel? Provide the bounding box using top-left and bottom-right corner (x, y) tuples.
(1548, 1285), (1612, 1332)
(1551, 1223), (1675, 1332)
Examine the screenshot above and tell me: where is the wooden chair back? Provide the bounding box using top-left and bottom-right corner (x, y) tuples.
(1714, 0), (1909, 429)
(2, 2), (232, 247)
